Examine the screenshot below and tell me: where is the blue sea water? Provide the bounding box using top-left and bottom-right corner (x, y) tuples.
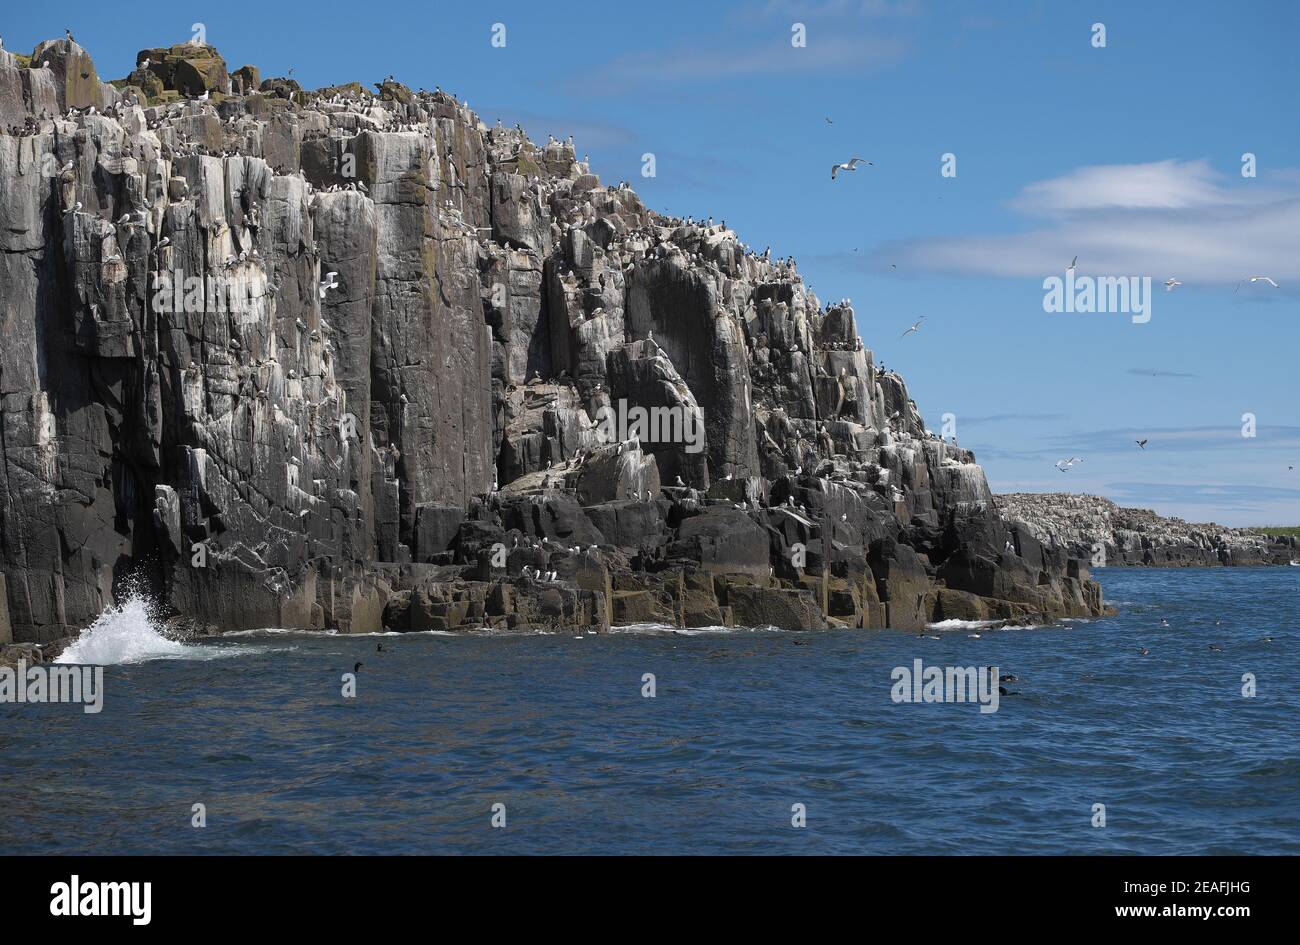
(2, 566), (1298, 855)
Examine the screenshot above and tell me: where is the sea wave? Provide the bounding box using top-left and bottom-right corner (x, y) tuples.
(925, 619), (1004, 631)
(608, 622), (783, 635)
(55, 595), (252, 665)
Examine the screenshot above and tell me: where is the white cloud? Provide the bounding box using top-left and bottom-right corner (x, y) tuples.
(1010, 159), (1236, 213)
(880, 160), (1300, 284)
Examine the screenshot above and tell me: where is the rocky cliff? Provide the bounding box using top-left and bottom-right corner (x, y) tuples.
(0, 37), (1106, 645)
(995, 493), (1298, 567)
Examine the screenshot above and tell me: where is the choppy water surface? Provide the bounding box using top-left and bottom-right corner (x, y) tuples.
(2, 567), (1297, 854)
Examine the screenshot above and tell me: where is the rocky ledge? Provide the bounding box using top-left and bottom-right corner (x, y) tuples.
(0, 37), (1106, 645)
(995, 493), (1298, 568)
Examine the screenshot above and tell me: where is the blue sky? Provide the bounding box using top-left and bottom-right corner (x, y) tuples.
(9, 0), (1299, 525)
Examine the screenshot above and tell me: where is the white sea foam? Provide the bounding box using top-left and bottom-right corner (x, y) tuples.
(608, 623), (783, 635)
(925, 619), (1004, 631)
(222, 627), (341, 637)
(56, 595), (246, 665)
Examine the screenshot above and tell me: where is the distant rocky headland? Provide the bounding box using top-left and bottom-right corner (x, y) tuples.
(0, 36), (1107, 653)
(995, 493), (1298, 568)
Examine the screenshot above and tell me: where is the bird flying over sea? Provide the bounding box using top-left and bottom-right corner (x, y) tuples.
(1055, 457), (1082, 472)
(900, 316), (925, 339)
(1235, 275), (1279, 292)
(1164, 278), (1181, 291)
(831, 157), (872, 180)
(1136, 439), (1148, 449)
(1067, 256), (1077, 271)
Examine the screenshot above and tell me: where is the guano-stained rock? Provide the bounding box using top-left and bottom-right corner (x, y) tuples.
(0, 37), (1108, 642)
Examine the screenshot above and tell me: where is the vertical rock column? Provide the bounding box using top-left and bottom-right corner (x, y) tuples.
(313, 190), (379, 561)
(360, 128), (492, 556)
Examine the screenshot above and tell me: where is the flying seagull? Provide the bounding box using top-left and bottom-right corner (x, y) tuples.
(1235, 275), (1279, 292)
(319, 272), (339, 299)
(824, 117), (833, 124)
(1135, 439), (1148, 449)
(1164, 278), (1181, 291)
(1067, 256), (1077, 271)
(831, 157), (872, 180)
(900, 316), (926, 339)
(1054, 457), (1082, 472)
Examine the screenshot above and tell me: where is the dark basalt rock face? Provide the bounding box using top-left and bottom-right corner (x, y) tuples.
(0, 39), (1107, 642)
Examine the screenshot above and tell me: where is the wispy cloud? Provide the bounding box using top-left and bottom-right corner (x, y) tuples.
(967, 422), (1300, 468)
(1049, 424), (1300, 455)
(1101, 481), (1300, 519)
(1008, 159), (1264, 214)
(563, 34), (908, 96)
(876, 159), (1300, 285)
(755, 0), (923, 18)
(961, 412), (1067, 425)
(1125, 367), (1200, 379)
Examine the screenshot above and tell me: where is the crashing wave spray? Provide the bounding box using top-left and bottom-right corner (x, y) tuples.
(54, 593), (195, 665)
